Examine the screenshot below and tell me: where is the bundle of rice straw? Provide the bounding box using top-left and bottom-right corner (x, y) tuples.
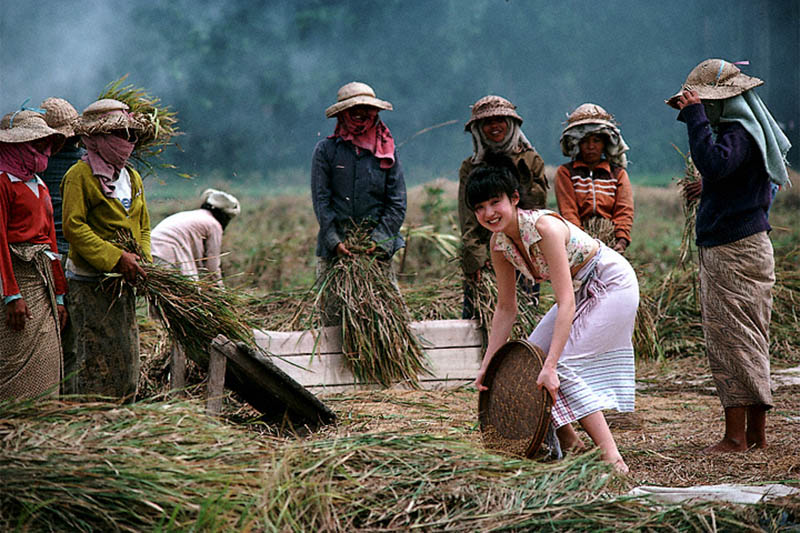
(673, 144), (702, 267)
(98, 74), (181, 174)
(582, 215), (616, 247)
(465, 267), (541, 340)
(314, 226), (430, 388)
(104, 230), (257, 367)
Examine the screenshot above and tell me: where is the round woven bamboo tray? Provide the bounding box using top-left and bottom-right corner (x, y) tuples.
(478, 339), (552, 458)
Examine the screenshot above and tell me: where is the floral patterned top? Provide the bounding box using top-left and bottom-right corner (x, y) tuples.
(492, 209), (597, 285)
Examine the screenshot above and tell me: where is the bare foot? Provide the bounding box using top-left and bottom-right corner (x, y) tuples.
(603, 453), (629, 474)
(746, 435), (768, 450)
(702, 437), (747, 453)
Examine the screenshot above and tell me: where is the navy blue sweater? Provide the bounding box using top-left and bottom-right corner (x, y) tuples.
(678, 103), (771, 247)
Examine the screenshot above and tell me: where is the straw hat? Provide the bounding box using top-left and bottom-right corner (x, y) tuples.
(324, 82), (393, 118)
(74, 98), (146, 137)
(464, 95), (523, 131)
(201, 188), (240, 217)
(666, 59), (764, 109)
(561, 103), (617, 133)
(0, 110), (65, 150)
(40, 97), (79, 138)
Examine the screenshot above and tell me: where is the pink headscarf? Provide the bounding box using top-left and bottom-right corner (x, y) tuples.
(331, 108), (396, 169)
(81, 134), (135, 197)
(0, 141), (50, 181)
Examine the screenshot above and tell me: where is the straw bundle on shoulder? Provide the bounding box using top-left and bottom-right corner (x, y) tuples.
(315, 226), (431, 388)
(99, 75), (181, 174)
(104, 230), (257, 367)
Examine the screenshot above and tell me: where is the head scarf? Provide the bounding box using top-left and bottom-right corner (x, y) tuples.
(0, 141), (51, 181)
(718, 91), (792, 187)
(80, 134), (135, 197)
(330, 108), (396, 169)
(560, 123), (629, 168)
(469, 117), (533, 164)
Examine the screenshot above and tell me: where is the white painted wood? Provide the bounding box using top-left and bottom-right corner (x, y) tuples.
(253, 319), (484, 391)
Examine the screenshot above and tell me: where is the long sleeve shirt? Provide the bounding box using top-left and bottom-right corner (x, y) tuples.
(61, 160), (151, 276)
(311, 137), (406, 258)
(554, 160), (634, 244)
(678, 103), (771, 247)
(0, 172), (67, 298)
(150, 209), (223, 280)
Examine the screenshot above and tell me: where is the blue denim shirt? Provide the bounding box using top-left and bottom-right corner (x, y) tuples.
(311, 137), (406, 258)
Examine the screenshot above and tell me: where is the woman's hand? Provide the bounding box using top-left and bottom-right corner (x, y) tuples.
(536, 365), (560, 402)
(6, 298), (32, 330)
(474, 365), (489, 391)
(57, 304), (68, 330)
(613, 238), (628, 253)
(335, 242), (352, 257)
(675, 89), (701, 110)
(114, 251), (146, 284)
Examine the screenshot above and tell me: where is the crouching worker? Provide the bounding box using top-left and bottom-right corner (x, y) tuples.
(151, 188), (240, 283)
(667, 59), (791, 452)
(0, 110), (67, 400)
(61, 99), (150, 402)
(468, 164), (638, 473)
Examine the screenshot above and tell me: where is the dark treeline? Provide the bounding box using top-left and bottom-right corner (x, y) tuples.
(1, 0), (798, 186)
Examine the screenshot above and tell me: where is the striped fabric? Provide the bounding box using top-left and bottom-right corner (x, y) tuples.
(569, 173), (619, 200)
(527, 246), (638, 428)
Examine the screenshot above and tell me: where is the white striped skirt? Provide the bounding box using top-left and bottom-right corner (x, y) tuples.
(527, 246), (638, 428)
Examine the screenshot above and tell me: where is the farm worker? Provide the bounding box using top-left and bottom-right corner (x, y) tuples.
(468, 164), (638, 473)
(61, 99), (151, 401)
(0, 109), (67, 400)
(39, 97), (84, 259)
(554, 103), (633, 253)
(458, 95), (548, 318)
(150, 188), (240, 283)
(667, 59), (791, 452)
(311, 81), (407, 325)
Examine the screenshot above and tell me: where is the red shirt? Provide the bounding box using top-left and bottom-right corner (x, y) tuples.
(0, 171), (67, 297)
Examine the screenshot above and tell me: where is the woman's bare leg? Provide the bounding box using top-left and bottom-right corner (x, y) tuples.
(556, 423), (586, 452)
(578, 411), (628, 473)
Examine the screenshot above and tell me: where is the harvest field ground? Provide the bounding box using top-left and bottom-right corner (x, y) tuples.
(2, 170), (800, 531)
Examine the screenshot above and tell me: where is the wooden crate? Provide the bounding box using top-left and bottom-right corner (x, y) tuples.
(254, 319), (484, 393)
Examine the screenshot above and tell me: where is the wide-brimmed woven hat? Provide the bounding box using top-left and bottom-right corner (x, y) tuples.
(0, 109), (66, 150)
(201, 188), (241, 217)
(40, 97), (79, 138)
(464, 95), (523, 131)
(75, 98), (146, 136)
(666, 59), (764, 109)
(325, 82), (393, 118)
(561, 103), (617, 133)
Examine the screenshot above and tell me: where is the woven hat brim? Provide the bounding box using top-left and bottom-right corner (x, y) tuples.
(325, 96), (393, 118)
(49, 122), (76, 138)
(665, 75), (764, 108)
(561, 118), (617, 134)
(464, 109), (522, 131)
(0, 125), (65, 145)
(75, 112), (146, 136)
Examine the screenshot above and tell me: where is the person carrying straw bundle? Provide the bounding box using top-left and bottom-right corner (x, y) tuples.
(311, 81), (407, 325)
(458, 95), (548, 319)
(0, 109), (68, 401)
(667, 59), (791, 453)
(61, 98), (150, 401)
(468, 164), (638, 473)
(555, 103), (633, 253)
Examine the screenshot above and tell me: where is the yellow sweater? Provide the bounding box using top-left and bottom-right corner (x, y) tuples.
(61, 160), (151, 274)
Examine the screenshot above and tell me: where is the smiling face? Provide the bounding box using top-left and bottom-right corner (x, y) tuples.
(578, 133), (606, 166)
(473, 191), (519, 233)
(481, 117), (509, 143)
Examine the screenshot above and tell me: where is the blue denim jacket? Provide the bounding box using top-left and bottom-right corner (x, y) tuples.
(311, 137), (406, 258)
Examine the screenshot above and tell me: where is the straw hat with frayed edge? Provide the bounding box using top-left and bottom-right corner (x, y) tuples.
(201, 188), (241, 217)
(561, 103), (618, 133)
(325, 82), (393, 118)
(40, 97), (79, 138)
(464, 95), (523, 131)
(0, 110), (65, 151)
(666, 58), (764, 109)
(74, 98), (147, 137)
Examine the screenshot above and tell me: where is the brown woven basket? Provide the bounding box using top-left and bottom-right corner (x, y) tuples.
(478, 340), (552, 458)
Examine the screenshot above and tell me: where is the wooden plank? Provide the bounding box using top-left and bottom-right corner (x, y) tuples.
(206, 344), (227, 415)
(210, 335), (336, 428)
(169, 343), (186, 393)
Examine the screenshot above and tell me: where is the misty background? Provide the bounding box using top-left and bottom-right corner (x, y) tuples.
(2, 0), (798, 192)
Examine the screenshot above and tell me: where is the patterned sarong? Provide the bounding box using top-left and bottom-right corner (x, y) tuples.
(0, 244), (62, 401)
(527, 246), (638, 427)
(699, 231), (774, 409)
